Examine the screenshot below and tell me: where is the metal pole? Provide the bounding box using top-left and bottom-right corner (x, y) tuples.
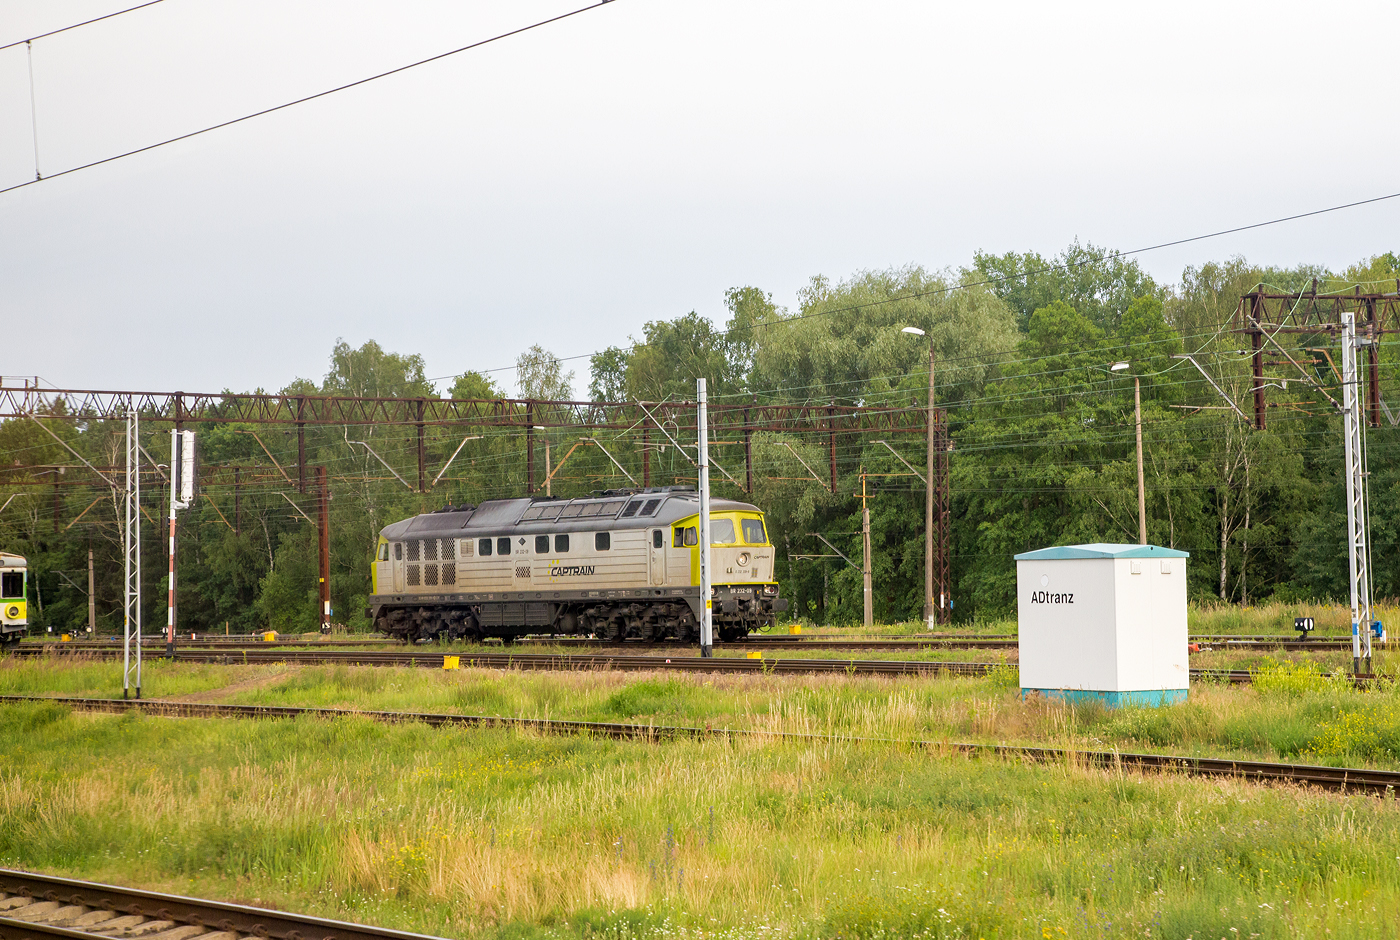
(1135, 376), (1147, 545)
(924, 341), (935, 631)
(698, 379), (713, 657)
(861, 471), (872, 628)
(318, 466), (330, 633)
(166, 430), (178, 659)
(1341, 311), (1372, 674)
(87, 546), (95, 638)
(123, 414), (132, 697)
(544, 438), (551, 497)
(123, 411), (142, 698)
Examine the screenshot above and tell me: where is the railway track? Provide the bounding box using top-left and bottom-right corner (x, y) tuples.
(2, 644), (1294, 683)
(27, 633), (1366, 652)
(3, 694), (1397, 795)
(0, 867), (442, 940)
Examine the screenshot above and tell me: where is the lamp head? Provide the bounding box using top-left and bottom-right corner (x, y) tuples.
(1108, 361), (1130, 372)
(900, 326), (926, 336)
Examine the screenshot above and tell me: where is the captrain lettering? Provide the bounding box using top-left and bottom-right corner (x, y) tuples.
(550, 565), (596, 577)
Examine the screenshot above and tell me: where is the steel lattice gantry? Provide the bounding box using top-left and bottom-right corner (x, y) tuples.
(1233, 282), (1400, 429)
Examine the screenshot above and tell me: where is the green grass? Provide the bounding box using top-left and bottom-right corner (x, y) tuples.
(2, 697), (1399, 939)
(7, 653), (1400, 771)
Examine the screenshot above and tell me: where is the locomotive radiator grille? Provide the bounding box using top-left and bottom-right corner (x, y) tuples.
(514, 565), (532, 580)
(424, 564), (439, 586)
(406, 565), (420, 586)
(441, 539), (456, 584)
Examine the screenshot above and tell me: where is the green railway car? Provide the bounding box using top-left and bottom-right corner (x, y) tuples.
(1, 552), (28, 646)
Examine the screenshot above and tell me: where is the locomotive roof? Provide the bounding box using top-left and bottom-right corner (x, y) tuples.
(380, 490), (761, 540)
(0, 552), (25, 567)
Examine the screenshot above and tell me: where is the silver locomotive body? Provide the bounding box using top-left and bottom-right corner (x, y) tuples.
(368, 488), (787, 643)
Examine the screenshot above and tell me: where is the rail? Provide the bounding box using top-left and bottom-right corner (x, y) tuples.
(2, 695), (1397, 795)
(0, 868), (445, 940)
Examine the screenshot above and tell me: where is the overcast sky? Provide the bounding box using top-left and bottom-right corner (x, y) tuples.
(1, 0), (1396, 398)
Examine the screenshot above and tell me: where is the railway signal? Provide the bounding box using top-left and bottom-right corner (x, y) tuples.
(166, 430), (197, 659)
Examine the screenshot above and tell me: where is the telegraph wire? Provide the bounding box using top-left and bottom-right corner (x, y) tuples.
(0, 0), (168, 53)
(0, 0), (621, 197)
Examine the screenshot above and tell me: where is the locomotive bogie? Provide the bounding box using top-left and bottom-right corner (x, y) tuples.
(368, 488), (787, 644)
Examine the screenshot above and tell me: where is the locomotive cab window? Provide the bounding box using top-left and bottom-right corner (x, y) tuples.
(595, 532), (610, 551)
(534, 535), (550, 554)
(674, 526), (697, 547)
(479, 539), (492, 557)
(1, 572), (21, 598)
(497, 537), (512, 556)
(742, 518), (767, 544)
(554, 534), (569, 553)
(710, 519), (737, 544)
(652, 529), (664, 549)
(378, 543), (389, 561)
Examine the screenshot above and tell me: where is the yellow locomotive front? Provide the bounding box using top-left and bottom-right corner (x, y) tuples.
(1, 553), (28, 647)
(669, 509), (785, 641)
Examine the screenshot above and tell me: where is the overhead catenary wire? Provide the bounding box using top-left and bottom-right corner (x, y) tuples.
(0, 0), (168, 53)
(0, 0), (622, 198)
(436, 191), (1400, 385)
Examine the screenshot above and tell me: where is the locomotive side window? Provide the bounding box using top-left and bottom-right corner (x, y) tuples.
(652, 529), (664, 549)
(555, 534), (570, 553)
(394, 543), (403, 561)
(497, 537), (511, 556)
(534, 535), (550, 554)
(1, 572), (21, 598)
(673, 526), (684, 547)
(675, 526), (697, 547)
(479, 539), (492, 557)
(595, 532), (611, 551)
(378, 543), (389, 561)
(710, 519), (737, 544)
(742, 518), (767, 544)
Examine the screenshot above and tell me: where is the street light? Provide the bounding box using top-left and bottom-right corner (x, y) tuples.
(901, 325), (937, 629)
(1105, 363), (1145, 544)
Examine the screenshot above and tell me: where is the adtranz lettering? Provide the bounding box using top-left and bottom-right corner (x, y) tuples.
(1029, 590), (1074, 604)
(550, 565), (596, 577)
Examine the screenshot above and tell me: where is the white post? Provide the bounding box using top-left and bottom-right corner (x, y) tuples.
(698, 378), (713, 657)
(122, 411), (142, 698)
(1340, 311), (1373, 673)
(167, 430), (179, 658)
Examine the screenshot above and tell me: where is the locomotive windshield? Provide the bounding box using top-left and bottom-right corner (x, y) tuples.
(1, 571), (21, 598)
(710, 519), (737, 544)
(742, 518), (767, 544)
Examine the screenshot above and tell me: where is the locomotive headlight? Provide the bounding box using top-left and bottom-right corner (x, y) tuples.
(762, 584), (778, 596)
(736, 552), (750, 567)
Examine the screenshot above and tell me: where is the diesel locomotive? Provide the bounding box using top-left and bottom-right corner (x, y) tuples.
(368, 487), (788, 643)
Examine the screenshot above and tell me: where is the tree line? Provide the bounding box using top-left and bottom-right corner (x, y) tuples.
(3, 243), (1397, 633)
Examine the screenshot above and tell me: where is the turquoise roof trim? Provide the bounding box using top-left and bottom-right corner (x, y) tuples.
(1014, 543), (1190, 560)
